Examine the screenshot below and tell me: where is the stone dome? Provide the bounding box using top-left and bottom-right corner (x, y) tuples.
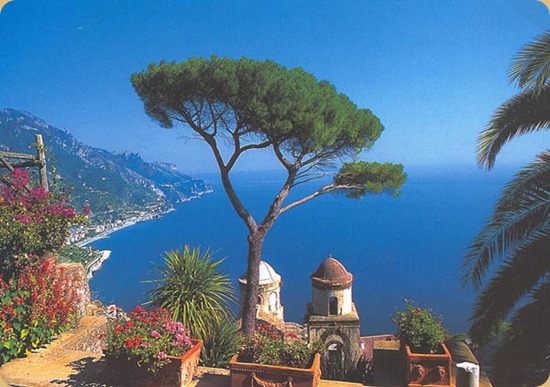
(311, 256), (353, 286)
(239, 261), (281, 285)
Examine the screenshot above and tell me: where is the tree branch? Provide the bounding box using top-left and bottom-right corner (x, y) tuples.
(280, 183), (361, 214)
(258, 168), (297, 232)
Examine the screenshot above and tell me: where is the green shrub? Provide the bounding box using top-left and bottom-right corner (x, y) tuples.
(145, 246), (237, 367)
(237, 323), (323, 368)
(392, 299), (447, 354)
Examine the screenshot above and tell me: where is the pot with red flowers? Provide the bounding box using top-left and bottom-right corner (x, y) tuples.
(104, 306), (202, 387)
(392, 300), (452, 387)
(229, 323), (323, 387)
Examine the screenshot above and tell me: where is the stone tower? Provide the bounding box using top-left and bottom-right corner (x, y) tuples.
(306, 255), (361, 362)
(239, 261), (284, 326)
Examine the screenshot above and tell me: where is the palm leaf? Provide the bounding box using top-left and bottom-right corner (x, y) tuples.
(491, 280), (550, 386)
(509, 29), (550, 94)
(463, 154), (550, 288)
(477, 85), (550, 169)
(468, 232), (550, 344)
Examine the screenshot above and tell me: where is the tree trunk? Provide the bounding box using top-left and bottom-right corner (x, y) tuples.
(241, 231), (265, 336)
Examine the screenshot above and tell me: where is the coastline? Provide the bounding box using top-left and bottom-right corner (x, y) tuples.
(77, 191), (213, 278)
(76, 191), (212, 248)
(85, 249), (111, 279)
(76, 219), (141, 247)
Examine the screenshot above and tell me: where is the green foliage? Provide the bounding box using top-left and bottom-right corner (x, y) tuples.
(392, 300), (447, 354)
(509, 29), (550, 94)
(334, 161), (406, 198)
(0, 258), (79, 365)
(466, 30), (550, 385)
(321, 352), (371, 384)
(58, 244), (98, 267)
(132, 56), (382, 156)
(104, 306), (194, 375)
(145, 246), (236, 360)
(237, 324), (323, 368)
(199, 316), (239, 368)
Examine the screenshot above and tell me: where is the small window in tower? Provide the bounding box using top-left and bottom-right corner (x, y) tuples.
(257, 296), (262, 305)
(329, 296), (338, 315)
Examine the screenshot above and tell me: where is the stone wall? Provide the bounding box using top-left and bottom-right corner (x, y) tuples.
(58, 262), (91, 318)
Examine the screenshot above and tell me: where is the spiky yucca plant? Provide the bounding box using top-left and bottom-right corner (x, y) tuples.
(145, 246), (238, 367)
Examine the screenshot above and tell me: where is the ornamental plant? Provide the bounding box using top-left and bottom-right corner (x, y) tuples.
(104, 306), (194, 375)
(0, 169), (88, 279)
(237, 323), (323, 369)
(392, 300), (448, 354)
(0, 257), (80, 364)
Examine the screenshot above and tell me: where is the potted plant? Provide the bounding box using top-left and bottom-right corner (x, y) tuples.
(392, 300), (451, 387)
(104, 306), (202, 387)
(229, 323), (323, 387)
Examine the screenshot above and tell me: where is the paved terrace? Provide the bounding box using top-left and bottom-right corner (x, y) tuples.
(0, 308), (492, 387)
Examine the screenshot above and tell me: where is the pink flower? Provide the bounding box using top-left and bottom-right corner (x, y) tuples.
(15, 213), (31, 225)
(151, 330), (161, 338)
(82, 206), (90, 215)
(157, 351), (167, 360)
(11, 169), (29, 190)
(30, 187), (48, 202)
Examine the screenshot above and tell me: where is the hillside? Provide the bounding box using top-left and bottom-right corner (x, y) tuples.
(0, 108), (212, 224)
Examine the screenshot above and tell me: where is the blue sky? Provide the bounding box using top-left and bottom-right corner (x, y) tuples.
(0, 0), (549, 174)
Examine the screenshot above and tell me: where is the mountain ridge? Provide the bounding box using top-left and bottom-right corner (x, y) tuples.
(0, 108), (212, 223)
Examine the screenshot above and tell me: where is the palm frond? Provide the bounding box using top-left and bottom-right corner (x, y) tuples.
(477, 85), (550, 169)
(463, 155), (550, 288)
(491, 280), (550, 387)
(509, 29), (550, 94)
(468, 234), (550, 344)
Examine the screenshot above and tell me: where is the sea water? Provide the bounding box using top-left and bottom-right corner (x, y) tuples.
(89, 166), (514, 335)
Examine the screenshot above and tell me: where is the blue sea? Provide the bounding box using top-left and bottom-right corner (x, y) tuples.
(89, 166), (514, 335)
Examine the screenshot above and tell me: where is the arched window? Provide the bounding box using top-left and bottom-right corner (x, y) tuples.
(269, 292), (278, 312)
(326, 342), (343, 366)
(329, 296), (338, 315)
(257, 295), (263, 305)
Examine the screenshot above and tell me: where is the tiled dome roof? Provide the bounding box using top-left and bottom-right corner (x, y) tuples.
(239, 261), (281, 285)
(311, 256), (353, 286)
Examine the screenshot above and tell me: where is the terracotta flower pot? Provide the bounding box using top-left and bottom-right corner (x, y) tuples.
(106, 339), (202, 387)
(229, 352), (321, 387)
(402, 342), (452, 387)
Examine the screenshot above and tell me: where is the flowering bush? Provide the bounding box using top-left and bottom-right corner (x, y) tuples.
(0, 169), (85, 364)
(0, 257), (80, 364)
(104, 306), (194, 374)
(237, 323), (323, 368)
(0, 169), (87, 278)
(392, 300), (448, 354)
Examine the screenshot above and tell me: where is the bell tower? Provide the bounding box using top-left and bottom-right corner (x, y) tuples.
(306, 255), (361, 362)
(239, 260), (284, 326)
